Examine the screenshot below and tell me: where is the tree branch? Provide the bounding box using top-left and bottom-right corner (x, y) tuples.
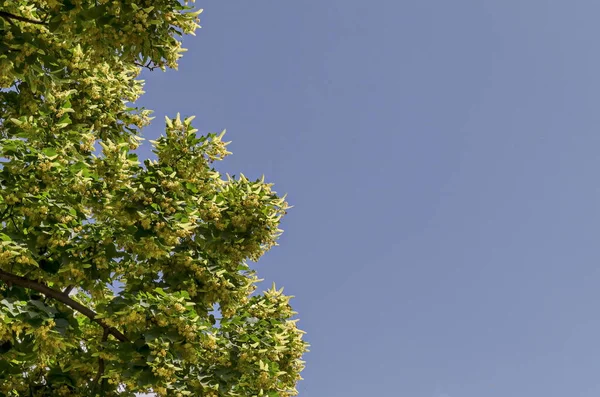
(0, 269), (128, 342)
(0, 11), (46, 25)
(91, 328), (109, 394)
(63, 285), (75, 296)
(9, 216), (21, 233)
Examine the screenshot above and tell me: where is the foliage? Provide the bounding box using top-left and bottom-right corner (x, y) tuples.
(0, 1), (307, 396)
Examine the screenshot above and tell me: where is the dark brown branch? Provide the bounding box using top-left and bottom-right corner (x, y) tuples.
(0, 11), (46, 25)
(9, 216), (20, 233)
(2, 13), (14, 26)
(63, 285), (75, 296)
(91, 328), (109, 394)
(0, 269), (128, 342)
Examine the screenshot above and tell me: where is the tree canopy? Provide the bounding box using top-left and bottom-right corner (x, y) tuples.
(0, 1), (307, 396)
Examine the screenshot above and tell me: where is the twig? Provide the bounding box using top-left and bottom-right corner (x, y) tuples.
(133, 60), (158, 71)
(9, 216), (21, 233)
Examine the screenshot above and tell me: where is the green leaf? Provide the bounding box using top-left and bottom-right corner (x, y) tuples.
(56, 114), (72, 128)
(29, 300), (57, 316)
(54, 318), (70, 335)
(79, 4), (109, 21)
(154, 288), (167, 297)
(48, 15), (62, 32)
(186, 182), (198, 193)
(47, 368), (76, 387)
(42, 147), (58, 158)
(0, 299), (18, 316)
(39, 258), (61, 274)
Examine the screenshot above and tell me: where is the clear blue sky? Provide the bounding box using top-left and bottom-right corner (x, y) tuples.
(136, 1), (600, 396)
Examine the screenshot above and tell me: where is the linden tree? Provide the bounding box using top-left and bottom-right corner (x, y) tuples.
(0, 1), (307, 396)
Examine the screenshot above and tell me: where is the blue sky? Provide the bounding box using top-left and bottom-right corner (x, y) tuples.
(137, 1), (600, 396)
